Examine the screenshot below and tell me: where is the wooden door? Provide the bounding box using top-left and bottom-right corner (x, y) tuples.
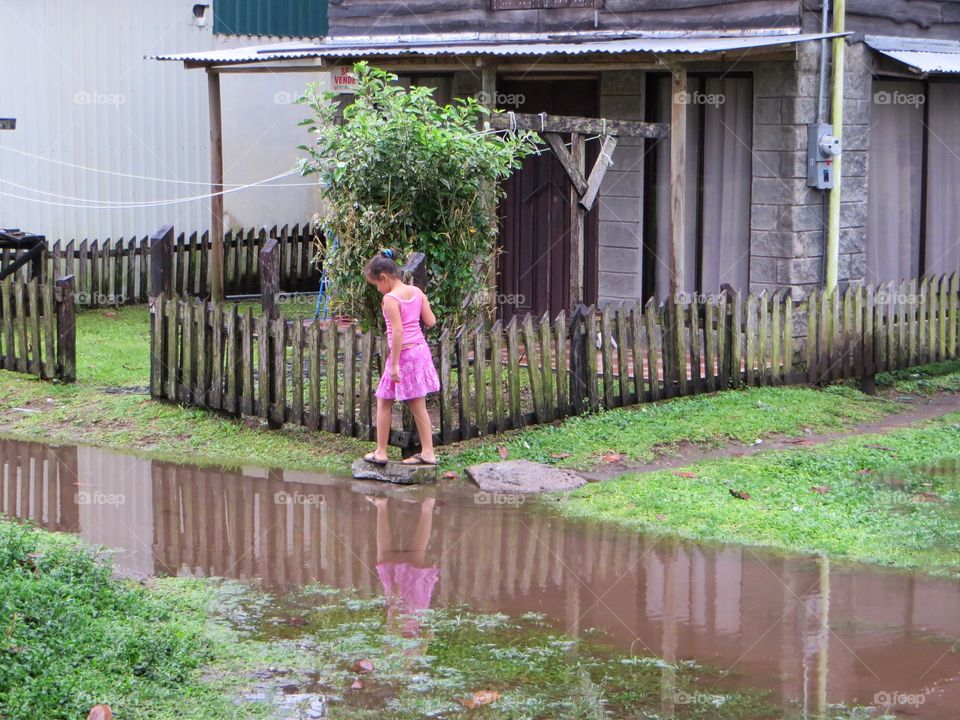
(496, 78), (599, 322)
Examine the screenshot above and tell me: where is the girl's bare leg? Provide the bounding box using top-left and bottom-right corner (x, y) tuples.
(409, 497), (435, 567)
(374, 497), (392, 563)
(373, 397), (393, 461)
(405, 396), (435, 462)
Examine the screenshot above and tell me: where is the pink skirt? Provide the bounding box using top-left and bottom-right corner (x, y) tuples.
(376, 342), (440, 402)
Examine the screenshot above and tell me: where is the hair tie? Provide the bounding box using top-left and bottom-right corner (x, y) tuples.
(381, 249), (394, 259)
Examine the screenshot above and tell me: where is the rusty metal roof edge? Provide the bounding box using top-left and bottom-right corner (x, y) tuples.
(866, 35), (960, 74)
(152, 29), (848, 66)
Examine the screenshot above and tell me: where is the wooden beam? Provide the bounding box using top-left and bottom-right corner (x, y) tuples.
(488, 112), (669, 139)
(207, 69), (225, 303)
(580, 134), (618, 211)
(545, 133), (588, 196)
(669, 67), (687, 300)
(569, 133), (586, 308)
(480, 65), (497, 112)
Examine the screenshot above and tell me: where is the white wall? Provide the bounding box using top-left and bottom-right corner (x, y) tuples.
(0, 0), (326, 242)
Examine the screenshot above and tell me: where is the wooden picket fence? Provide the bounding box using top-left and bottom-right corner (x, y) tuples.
(1, 223), (321, 307)
(0, 275), (77, 382)
(149, 272), (960, 449)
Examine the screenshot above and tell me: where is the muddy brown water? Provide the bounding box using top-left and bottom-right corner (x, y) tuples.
(3, 437), (960, 718)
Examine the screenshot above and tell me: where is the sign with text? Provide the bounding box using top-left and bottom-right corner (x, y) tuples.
(332, 67), (358, 94)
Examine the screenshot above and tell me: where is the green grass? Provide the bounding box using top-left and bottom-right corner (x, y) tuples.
(442, 384), (895, 471)
(551, 414), (960, 575)
(878, 359), (960, 395)
(227, 584), (782, 720)
(0, 519), (269, 720)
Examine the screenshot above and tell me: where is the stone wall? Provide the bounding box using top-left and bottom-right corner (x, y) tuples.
(749, 40), (872, 298)
(597, 71), (646, 307)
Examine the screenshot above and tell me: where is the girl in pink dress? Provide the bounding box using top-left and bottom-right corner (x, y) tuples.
(363, 249), (441, 466)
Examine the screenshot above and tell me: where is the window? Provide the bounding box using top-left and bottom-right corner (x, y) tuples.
(867, 79), (960, 283)
(643, 74), (754, 301)
(213, 0), (328, 38)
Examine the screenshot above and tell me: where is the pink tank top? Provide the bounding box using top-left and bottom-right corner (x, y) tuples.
(383, 290), (426, 347)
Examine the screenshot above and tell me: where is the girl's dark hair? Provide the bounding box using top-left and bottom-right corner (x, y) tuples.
(364, 249), (402, 279)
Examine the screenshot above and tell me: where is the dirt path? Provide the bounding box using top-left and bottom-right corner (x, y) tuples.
(580, 392), (960, 481)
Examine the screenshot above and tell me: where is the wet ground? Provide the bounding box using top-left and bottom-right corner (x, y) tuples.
(2, 437), (960, 718)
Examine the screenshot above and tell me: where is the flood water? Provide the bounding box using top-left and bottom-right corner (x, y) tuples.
(3, 437), (960, 718)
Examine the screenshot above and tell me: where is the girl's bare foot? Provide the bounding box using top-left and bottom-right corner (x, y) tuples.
(365, 495), (388, 508)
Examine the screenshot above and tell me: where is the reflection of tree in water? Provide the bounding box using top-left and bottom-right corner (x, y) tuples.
(368, 495), (439, 655)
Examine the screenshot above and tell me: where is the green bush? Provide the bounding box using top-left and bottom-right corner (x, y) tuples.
(299, 63), (537, 331)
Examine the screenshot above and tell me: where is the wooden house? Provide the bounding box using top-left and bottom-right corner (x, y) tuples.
(159, 1), (960, 319)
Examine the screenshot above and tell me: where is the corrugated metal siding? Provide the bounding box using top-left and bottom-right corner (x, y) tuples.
(0, 0), (323, 242)
(214, 0), (328, 38)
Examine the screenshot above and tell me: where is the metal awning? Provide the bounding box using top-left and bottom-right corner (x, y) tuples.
(866, 35), (960, 75)
(153, 30), (846, 67)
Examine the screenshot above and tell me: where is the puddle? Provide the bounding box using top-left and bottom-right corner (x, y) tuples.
(3, 437), (960, 717)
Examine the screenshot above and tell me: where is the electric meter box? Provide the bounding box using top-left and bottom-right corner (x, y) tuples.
(807, 123), (842, 190)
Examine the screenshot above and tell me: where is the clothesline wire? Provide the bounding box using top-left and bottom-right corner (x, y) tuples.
(0, 169), (316, 210)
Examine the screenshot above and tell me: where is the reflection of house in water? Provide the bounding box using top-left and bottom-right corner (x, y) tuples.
(3, 438), (960, 716)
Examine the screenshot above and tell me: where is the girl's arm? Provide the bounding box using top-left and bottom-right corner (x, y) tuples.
(419, 289), (437, 329)
(384, 296), (404, 378)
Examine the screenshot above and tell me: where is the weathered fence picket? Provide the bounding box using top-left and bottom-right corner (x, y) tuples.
(150, 272), (960, 451)
(1, 223), (321, 307)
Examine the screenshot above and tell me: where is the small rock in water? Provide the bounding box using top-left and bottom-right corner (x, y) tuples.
(466, 460), (586, 494)
(351, 458), (437, 485)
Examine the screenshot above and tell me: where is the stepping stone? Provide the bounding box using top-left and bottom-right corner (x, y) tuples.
(351, 458), (438, 485)
(465, 459), (586, 494)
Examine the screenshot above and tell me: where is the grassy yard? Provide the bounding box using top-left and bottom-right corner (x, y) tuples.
(553, 414), (960, 575)
(0, 305), (934, 476)
(0, 520), (263, 720)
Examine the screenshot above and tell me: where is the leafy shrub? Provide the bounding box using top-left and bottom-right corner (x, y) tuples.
(299, 63), (537, 331)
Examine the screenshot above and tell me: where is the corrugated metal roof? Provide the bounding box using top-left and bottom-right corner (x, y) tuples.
(866, 35), (960, 74)
(153, 30), (845, 66)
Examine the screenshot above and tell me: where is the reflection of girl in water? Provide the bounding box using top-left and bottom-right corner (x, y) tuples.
(367, 496), (439, 648)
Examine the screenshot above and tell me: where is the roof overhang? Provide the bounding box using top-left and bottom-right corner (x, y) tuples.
(153, 29), (848, 71)
(866, 35), (960, 75)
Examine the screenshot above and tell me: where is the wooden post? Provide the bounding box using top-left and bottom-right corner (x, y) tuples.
(480, 65), (498, 314)
(401, 251), (427, 291)
(258, 238), (282, 428)
(207, 69), (225, 303)
(148, 224), (173, 301)
(569, 305), (590, 413)
(260, 238), (279, 320)
(480, 65), (496, 114)
(669, 66), (688, 300)
(54, 275), (76, 382)
(570, 133), (587, 307)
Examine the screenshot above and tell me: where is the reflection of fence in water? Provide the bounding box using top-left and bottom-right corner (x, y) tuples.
(4, 441), (960, 711)
(0, 439), (79, 531)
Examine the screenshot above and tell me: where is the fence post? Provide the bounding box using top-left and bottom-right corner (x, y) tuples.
(397, 251), (428, 455)
(402, 251), (427, 291)
(569, 305), (589, 414)
(260, 238), (279, 320)
(54, 275), (76, 382)
(148, 225), (173, 302)
(259, 238), (282, 428)
(721, 284), (737, 388)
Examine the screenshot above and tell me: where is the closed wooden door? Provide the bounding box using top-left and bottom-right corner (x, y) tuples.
(496, 78), (599, 322)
